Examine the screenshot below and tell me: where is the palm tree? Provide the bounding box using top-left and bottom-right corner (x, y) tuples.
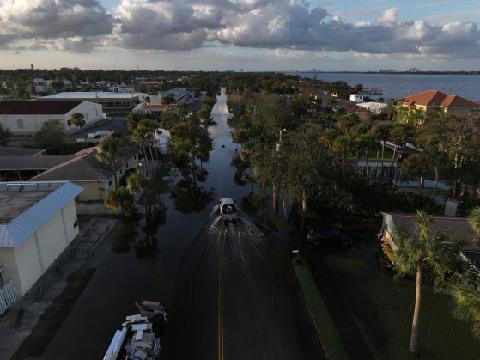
(394, 210), (461, 354)
(468, 207), (480, 240)
(450, 207), (480, 340)
(97, 137), (121, 187)
(105, 187), (134, 217)
(70, 113), (86, 128)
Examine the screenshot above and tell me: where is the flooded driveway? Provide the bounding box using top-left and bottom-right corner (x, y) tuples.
(33, 89), (323, 360)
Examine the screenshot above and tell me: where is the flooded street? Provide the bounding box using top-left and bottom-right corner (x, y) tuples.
(35, 89), (323, 360)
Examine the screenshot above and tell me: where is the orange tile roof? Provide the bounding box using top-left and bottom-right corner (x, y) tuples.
(402, 90), (480, 109)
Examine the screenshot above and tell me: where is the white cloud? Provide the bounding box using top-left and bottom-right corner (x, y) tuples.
(378, 8), (397, 24)
(0, 0), (478, 61)
(0, 0), (113, 51)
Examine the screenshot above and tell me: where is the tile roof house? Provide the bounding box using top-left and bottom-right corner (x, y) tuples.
(400, 90), (480, 118)
(0, 100), (103, 134)
(0, 181), (83, 296)
(344, 104), (373, 120)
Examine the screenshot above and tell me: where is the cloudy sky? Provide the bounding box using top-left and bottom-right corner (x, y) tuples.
(0, 0), (479, 70)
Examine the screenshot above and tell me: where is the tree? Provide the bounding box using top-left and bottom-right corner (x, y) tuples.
(451, 283), (480, 340)
(394, 210), (461, 354)
(283, 126), (334, 230)
(105, 187), (134, 217)
(0, 123), (11, 145)
(469, 207), (480, 240)
(126, 170), (146, 195)
(97, 137), (121, 187)
(33, 119), (66, 151)
(161, 93), (175, 105)
(168, 120), (212, 184)
(70, 113), (86, 128)
(401, 153), (433, 193)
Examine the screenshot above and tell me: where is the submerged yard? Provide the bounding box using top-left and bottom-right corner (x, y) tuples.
(324, 253), (480, 359)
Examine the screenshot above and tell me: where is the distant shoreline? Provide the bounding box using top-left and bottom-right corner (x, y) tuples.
(288, 71), (480, 76)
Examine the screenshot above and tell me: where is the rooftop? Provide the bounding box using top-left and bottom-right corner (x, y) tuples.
(32, 146), (137, 182)
(0, 100), (82, 115)
(0, 155), (74, 171)
(0, 146), (45, 156)
(384, 212), (477, 250)
(0, 181), (83, 247)
(0, 187), (52, 223)
(402, 90), (480, 109)
(40, 92), (140, 100)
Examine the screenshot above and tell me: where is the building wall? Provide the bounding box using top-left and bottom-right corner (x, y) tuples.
(62, 200), (80, 244)
(66, 101), (103, 130)
(0, 247), (19, 289)
(12, 235), (43, 295)
(445, 107), (472, 118)
(76, 180), (111, 201)
(0, 101), (103, 134)
(0, 114), (65, 134)
(9, 201), (79, 295)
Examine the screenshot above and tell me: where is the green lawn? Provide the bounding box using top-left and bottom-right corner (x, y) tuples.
(293, 259), (349, 360)
(325, 255), (480, 360)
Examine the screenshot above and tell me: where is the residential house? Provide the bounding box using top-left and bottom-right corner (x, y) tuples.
(0, 181), (83, 296)
(32, 147), (139, 201)
(400, 90), (480, 119)
(159, 88), (191, 104)
(0, 100), (103, 135)
(379, 212), (479, 267)
(344, 104), (373, 121)
(0, 155), (73, 181)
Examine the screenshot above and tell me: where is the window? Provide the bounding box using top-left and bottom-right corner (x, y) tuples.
(16, 118), (24, 129)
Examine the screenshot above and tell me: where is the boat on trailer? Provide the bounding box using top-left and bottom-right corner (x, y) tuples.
(103, 301), (167, 360)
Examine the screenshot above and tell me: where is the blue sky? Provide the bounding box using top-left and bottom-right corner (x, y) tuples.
(0, 0), (480, 70)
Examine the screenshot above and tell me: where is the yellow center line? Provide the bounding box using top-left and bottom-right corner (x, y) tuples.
(218, 230), (225, 360)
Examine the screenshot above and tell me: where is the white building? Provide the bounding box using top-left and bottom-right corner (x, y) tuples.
(0, 100), (103, 134)
(0, 181), (83, 296)
(349, 89), (384, 103)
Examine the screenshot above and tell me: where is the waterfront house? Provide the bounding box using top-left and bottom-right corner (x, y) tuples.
(0, 100), (103, 135)
(0, 181), (83, 297)
(399, 90), (480, 119)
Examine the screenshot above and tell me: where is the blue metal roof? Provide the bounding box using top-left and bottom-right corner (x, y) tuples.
(0, 182), (83, 248)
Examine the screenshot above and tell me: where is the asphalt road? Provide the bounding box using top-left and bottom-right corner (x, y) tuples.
(28, 89), (323, 360)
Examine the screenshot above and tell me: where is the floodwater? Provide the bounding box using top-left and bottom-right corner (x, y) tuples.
(36, 89), (323, 360)
(292, 72), (480, 100)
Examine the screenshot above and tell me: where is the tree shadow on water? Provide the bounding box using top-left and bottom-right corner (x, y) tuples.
(134, 204), (167, 259)
(170, 178), (213, 214)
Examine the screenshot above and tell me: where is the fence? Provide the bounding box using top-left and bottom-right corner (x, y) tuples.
(0, 280), (18, 315)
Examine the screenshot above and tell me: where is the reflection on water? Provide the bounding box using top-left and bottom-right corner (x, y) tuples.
(170, 178), (213, 214)
(122, 88), (256, 259)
